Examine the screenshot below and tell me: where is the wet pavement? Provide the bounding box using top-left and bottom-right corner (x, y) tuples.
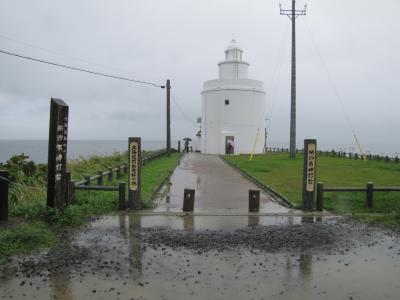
(1, 154), (400, 299)
(1, 214), (400, 300)
(153, 153), (291, 213)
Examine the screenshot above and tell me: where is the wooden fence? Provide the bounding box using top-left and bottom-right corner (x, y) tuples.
(266, 147), (399, 164)
(316, 182), (400, 211)
(0, 149), (167, 220)
(67, 149), (167, 209)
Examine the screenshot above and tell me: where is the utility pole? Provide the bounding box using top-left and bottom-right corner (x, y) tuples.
(280, 1), (306, 159)
(166, 79), (171, 156)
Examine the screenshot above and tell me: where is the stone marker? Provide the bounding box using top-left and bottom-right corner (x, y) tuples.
(128, 137), (141, 210)
(302, 139), (317, 211)
(47, 98), (69, 209)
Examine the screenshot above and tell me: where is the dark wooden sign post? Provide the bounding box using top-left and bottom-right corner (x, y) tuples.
(128, 137), (142, 210)
(302, 139), (317, 211)
(47, 98), (69, 209)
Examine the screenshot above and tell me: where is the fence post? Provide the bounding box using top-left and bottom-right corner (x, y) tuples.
(84, 175), (91, 186)
(70, 180), (76, 204)
(124, 163), (128, 175)
(178, 140), (181, 152)
(316, 182), (324, 212)
(119, 182), (126, 210)
(97, 171), (103, 186)
(108, 167), (113, 182)
(366, 182), (374, 208)
(0, 170), (9, 221)
(66, 171), (71, 205)
(249, 190), (260, 212)
(183, 189), (195, 212)
(116, 165), (121, 179)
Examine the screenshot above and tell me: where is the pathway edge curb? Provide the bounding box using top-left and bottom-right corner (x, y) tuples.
(219, 155), (296, 208)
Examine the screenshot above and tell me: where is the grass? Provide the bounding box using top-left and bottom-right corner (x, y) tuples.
(225, 153), (400, 221)
(0, 151), (182, 263)
(0, 222), (57, 264)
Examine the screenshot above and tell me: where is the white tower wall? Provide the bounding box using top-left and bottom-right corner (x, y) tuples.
(201, 40), (266, 155)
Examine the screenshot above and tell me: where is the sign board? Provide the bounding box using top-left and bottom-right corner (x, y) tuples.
(306, 143), (316, 192)
(128, 137), (141, 210)
(47, 98), (69, 209)
(129, 141), (139, 191)
(302, 139), (317, 211)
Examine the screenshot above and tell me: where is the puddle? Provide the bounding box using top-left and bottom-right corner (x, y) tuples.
(1, 214), (399, 300)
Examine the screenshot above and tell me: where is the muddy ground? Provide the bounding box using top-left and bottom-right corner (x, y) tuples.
(1, 215), (399, 300)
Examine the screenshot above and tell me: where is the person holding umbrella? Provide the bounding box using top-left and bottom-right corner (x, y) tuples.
(183, 137), (192, 153)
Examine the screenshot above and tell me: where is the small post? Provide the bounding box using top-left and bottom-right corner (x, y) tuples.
(97, 171), (103, 186)
(248, 190), (260, 212)
(124, 163), (128, 174)
(84, 175), (91, 186)
(302, 139), (317, 211)
(70, 180), (76, 204)
(119, 182), (126, 210)
(178, 140), (181, 152)
(108, 167), (113, 182)
(0, 170), (9, 221)
(316, 182), (324, 212)
(66, 171), (71, 204)
(128, 137), (142, 210)
(116, 165), (121, 179)
(183, 189), (195, 212)
(366, 182), (374, 208)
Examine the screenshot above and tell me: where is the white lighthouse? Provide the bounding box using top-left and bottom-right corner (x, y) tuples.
(201, 39), (266, 155)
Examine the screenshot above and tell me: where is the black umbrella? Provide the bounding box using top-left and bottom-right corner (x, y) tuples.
(182, 137), (192, 142)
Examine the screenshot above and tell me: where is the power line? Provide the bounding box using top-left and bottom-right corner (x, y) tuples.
(303, 19), (366, 158)
(0, 33), (147, 80)
(170, 92), (198, 127)
(0, 48), (164, 88)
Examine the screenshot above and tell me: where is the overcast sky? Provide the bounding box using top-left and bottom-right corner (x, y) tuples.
(0, 0), (399, 152)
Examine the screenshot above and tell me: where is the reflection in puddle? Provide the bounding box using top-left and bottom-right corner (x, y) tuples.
(1, 214), (399, 300)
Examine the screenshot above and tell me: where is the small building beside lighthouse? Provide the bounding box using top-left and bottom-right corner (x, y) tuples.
(201, 39), (266, 155)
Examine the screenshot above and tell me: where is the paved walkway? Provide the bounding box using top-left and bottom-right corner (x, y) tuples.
(152, 153), (292, 213)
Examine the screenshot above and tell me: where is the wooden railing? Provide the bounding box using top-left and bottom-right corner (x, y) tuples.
(266, 147), (399, 164)
(316, 182), (400, 211)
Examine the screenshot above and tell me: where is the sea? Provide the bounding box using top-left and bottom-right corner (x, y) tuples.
(0, 140), (169, 163)
(0, 139), (398, 163)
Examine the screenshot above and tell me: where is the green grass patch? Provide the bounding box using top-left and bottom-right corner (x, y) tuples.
(0, 221), (57, 264)
(225, 153), (400, 219)
(0, 151), (182, 262)
(141, 153), (181, 208)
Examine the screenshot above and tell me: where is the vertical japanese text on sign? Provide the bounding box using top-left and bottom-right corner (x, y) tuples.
(306, 143), (316, 192)
(129, 141), (139, 191)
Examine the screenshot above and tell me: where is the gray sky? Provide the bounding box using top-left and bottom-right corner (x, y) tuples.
(0, 0), (399, 152)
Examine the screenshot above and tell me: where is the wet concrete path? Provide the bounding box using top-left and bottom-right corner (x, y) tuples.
(1, 215), (399, 300)
(153, 153), (291, 213)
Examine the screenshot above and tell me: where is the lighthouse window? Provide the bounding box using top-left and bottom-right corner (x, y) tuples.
(224, 99), (230, 105)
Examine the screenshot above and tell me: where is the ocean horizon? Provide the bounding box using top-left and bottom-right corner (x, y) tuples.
(0, 140), (172, 163)
(0, 139), (398, 163)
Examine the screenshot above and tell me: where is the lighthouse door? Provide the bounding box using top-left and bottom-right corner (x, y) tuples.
(225, 136), (235, 155)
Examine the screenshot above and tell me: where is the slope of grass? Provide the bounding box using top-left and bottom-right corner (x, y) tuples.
(0, 151), (182, 263)
(225, 153), (400, 217)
